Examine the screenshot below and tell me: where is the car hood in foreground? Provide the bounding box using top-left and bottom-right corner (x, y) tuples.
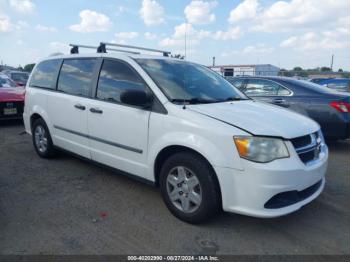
(0, 87), (25, 102)
(188, 100), (319, 139)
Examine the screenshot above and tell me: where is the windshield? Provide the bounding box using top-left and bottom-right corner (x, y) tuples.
(0, 77), (17, 88)
(135, 59), (248, 104)
(11, 73), (29, 82)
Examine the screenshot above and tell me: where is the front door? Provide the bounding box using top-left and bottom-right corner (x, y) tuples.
(87, 59), (151, 179)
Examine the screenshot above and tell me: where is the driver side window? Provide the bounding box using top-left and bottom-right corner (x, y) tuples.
(96, 59), (148, 104)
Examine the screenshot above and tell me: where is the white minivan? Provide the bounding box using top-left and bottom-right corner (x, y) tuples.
(23, 45), (328, 223)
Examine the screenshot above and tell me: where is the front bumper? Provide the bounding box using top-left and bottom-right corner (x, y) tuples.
(215, 142), (328, 218)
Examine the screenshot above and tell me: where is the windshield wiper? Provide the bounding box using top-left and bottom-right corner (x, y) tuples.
(223, 96), (250, 102)
(170, 98), (219, 104)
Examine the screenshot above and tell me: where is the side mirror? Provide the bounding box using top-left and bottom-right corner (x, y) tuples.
(120, 89), (153, 108)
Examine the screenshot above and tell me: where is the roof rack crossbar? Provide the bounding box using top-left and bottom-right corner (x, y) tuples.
(107, 48), (140, 55)
(69, 44), (141, 55)
(101, 42), (171, 57)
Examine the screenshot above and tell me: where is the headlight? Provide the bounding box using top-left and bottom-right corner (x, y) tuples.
(234, 136), (289, 163)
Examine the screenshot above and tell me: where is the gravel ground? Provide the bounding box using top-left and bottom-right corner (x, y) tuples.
(0, 121), (349, 255)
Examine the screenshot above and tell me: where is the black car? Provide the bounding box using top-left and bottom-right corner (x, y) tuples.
(228, 76), (350, 140)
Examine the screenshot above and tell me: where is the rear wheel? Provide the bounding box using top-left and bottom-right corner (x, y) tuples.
(32, 118), (55, 158)
(159, 152), (220, 224)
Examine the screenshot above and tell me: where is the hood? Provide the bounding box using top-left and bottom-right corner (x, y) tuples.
(188, 100), (319, 139)
(0, 87), (25, 102)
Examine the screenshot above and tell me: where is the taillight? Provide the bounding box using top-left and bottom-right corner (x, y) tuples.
(330, 101), (350, 113)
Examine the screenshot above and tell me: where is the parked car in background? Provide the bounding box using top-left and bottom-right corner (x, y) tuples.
(311, 78), (350, 93)
(23, 49), (327, 223)
(0, 74), (25, 120)
(228, 76), (350, 140)
(4, 70), (30, 86)
(309, 78), (329, 84)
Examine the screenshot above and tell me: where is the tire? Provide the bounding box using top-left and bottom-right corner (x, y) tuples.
(159, 152), (221, 224)
(32, 118), (55, 158)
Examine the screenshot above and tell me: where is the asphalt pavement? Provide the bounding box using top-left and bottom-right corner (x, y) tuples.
(0, 121), (349, 255)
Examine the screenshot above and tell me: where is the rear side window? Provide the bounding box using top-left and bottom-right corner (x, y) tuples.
(96, 59), (147, 104)
(57, 59), (96, 97)
(246, 79), (291, 96)
(29, 59), (61, 89)
(229, 78), (244, 90)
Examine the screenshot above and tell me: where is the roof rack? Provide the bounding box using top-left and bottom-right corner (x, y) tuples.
(69, 43), (171, 57)
(69, 44), (141, 55)
(69, 42), (171, 56)
(99, 42), (171, 57)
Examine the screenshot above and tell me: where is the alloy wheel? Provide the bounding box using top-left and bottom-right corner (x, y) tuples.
(166, 166), (202, 213)
(34, 125), (48, 153)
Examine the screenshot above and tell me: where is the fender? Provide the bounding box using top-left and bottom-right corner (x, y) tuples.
(148, 131), (244, 181)
(29, 105), (52, 135)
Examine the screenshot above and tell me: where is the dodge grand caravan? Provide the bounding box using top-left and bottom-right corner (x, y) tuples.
(23, 44), (328, 223)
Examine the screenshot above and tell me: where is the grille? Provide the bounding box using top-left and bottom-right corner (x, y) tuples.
(0, 101), (24, 118)
(290, 134), (311, 149)
(290, 132), (322, 165)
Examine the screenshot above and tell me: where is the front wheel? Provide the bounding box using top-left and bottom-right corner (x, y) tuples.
(159, 152), (221, 224)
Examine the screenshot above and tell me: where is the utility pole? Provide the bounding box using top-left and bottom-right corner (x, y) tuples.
(212, 57), (215, 67)
(184, 23), (187, 60)
(330, 54), (334, 71)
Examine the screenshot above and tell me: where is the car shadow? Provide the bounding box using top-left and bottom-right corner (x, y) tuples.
(0, 119), (24, 127)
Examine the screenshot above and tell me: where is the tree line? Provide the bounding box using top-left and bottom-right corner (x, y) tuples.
(279, 67), (350, 78)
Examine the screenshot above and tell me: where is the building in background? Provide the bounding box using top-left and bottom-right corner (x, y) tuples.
(209, 64), (280, 77)
(0, 65), (16, 72)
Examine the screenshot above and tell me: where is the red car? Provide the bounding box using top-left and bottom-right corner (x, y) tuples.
(0, 73), (25, 120)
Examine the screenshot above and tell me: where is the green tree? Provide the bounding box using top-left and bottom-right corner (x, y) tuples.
(293, 66), (303, 71)
(24, 63), (35, 72)
(320, 67), (331, 72)
(296, 71), (308, 77)
(279, 69), (293, 77)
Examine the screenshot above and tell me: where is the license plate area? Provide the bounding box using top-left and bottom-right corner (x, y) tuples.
(3, 108), (17, 115)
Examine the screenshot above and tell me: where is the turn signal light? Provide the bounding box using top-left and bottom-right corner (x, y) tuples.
(330, 101), (350, 113)
(234, 137), (250, 157)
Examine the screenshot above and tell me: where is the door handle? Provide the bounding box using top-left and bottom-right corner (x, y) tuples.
(272, 98), (286, 104)
(90, 107), (103, 114)
(74, 104), (86, 110)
